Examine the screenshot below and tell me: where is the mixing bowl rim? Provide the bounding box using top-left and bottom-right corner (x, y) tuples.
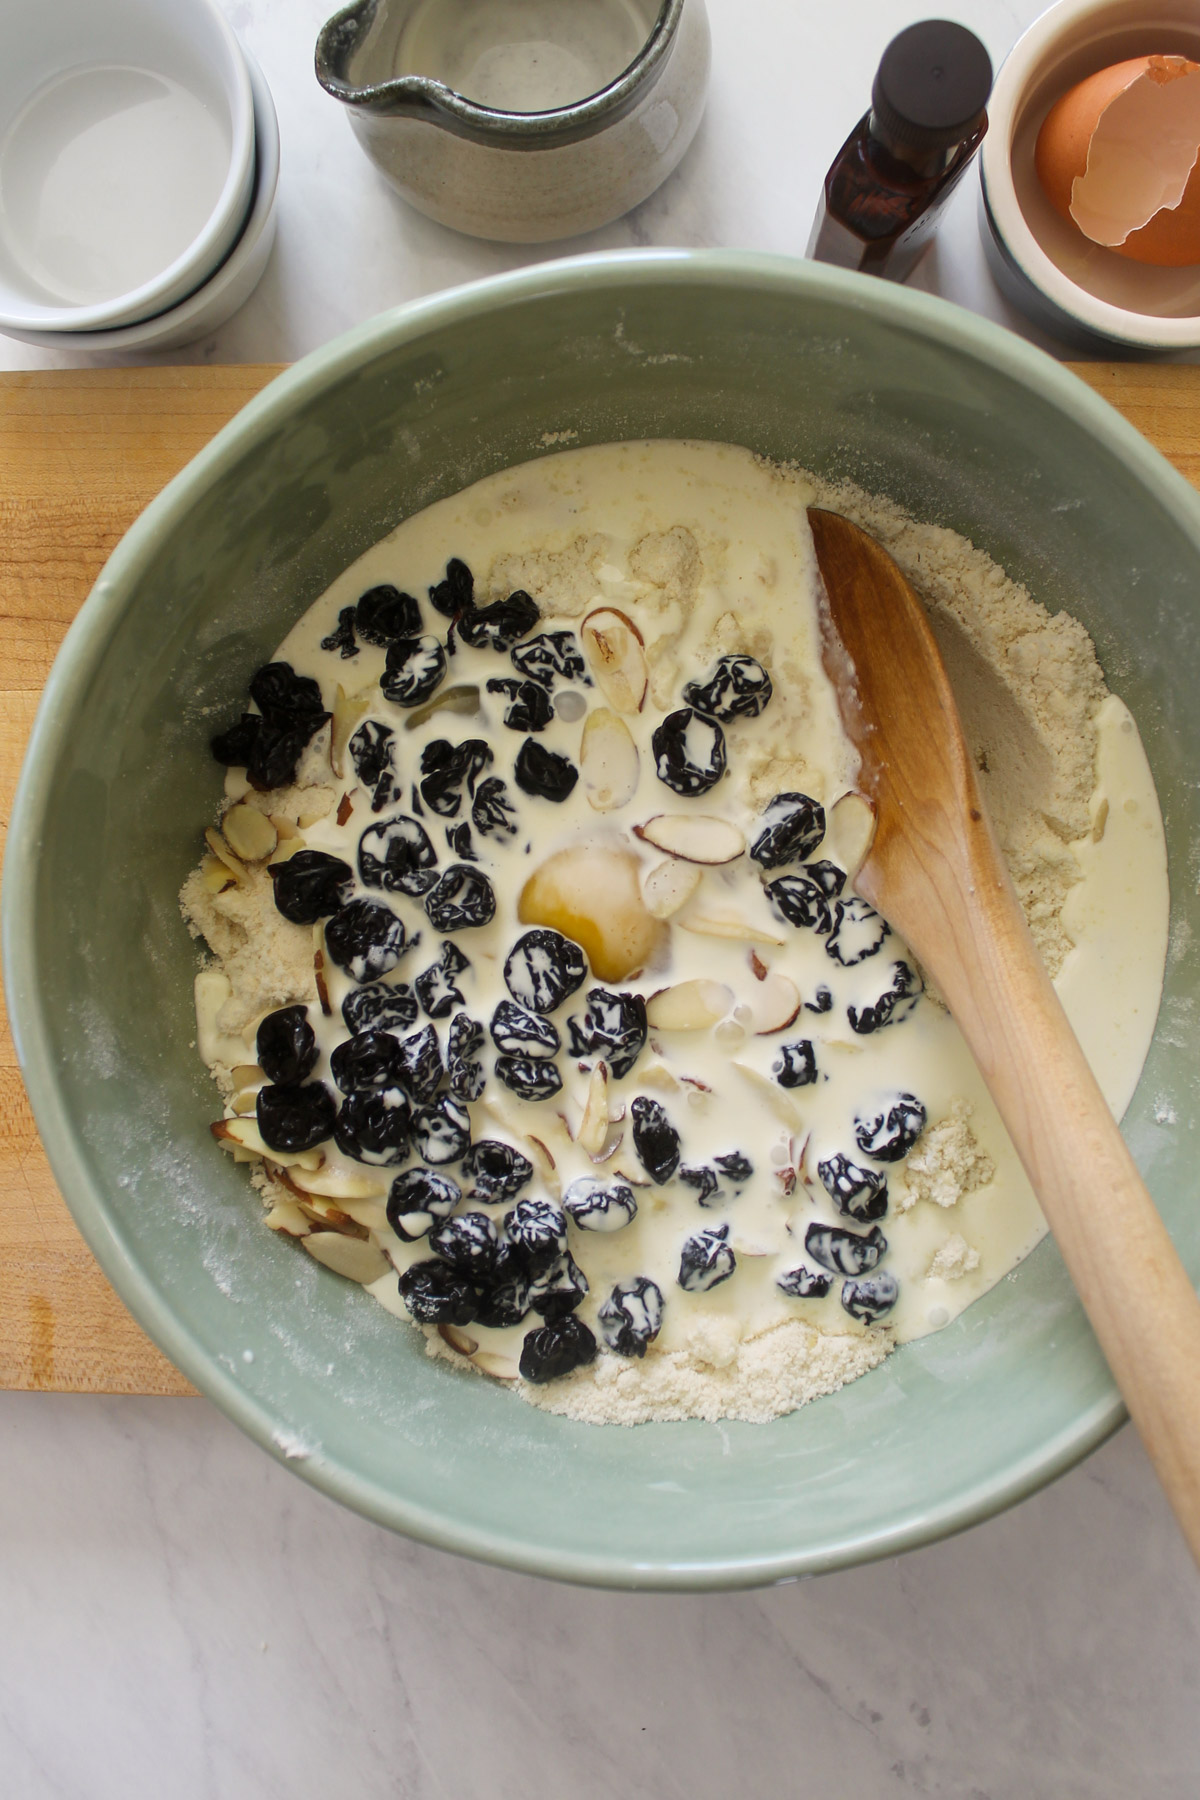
(8, 247), (1196, 1587)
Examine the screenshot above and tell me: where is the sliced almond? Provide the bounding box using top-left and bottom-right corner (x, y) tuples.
(438, 1323), (479, 1357)
(581, 607), (648, 713)
(677, 910), (786, 948)
(204, 827), (248, 887)
(331, 684), (371, 779)
(637, 1058), (682, 1094)
(749, 950), (768, 982)
(296, 1198), (370, 1239)
(268, 836), (305, 866)
(402, 683), (481, 731)
(200, 853), (237, 895)
(645, 980), (734, 1031)
(576, 1061), (612, 1156)
(472, 1351), (520, 1381)
(230, 1063), (263, 1088)
(745, 973), (803, 1036)
(269, 813), (301, 841)
(336, 791), (355, 828)
(525, 1133), (556, 1173)
(484, 1096), (574, 1162)
(210, 1117), (324, 1171)
(731, 1062), (804, 1127)
(634, 815), (745, 865)
(264, 1201), (312, 1237)
(221, 804), (278, 863)
(641, 857), (703, 920)
(230, 1088), (259, 1116)
(521, 1130), (561, 1202)
(590, 1122), (626, 1164)
(211, 1117), (266, 1162)
(288, 1165), (387, 1202)
(297, 796), (334, 829)
(612, 1165), (651, 1188)
(523, 1134), (561, 1197)
(580, 708), (639, 812)
(304, 1232), (390, 1284)
(826, 791), (876, 882)
(313, 926), (332, 1016)
(269, 1168), (312, 1202)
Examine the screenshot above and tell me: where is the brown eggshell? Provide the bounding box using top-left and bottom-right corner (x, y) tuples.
(1035, 55), (1200, 267)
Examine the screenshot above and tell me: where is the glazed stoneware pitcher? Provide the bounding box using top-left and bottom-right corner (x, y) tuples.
(315, 0), (710, 241)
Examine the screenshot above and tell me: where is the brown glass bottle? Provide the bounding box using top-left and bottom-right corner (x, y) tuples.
(807, 20), (992, 283)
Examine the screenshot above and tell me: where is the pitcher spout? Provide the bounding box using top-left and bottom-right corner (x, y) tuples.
(316, 0), (444, 121)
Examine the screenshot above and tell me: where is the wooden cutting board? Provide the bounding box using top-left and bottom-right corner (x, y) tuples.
(2, 361), (1199, 1396)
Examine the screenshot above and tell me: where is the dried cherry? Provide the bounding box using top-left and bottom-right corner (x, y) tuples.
(256, 1005), (317, 1086)
(269, 850), (354, 924)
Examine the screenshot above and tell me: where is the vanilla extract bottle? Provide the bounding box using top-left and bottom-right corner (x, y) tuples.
(807, 19), (992, 283)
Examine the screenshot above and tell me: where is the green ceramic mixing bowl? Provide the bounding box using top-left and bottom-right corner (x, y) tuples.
(7, 252), (1200, 1589)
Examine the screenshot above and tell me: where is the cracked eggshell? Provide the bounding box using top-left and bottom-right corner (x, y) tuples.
(1036, 55), (1200, 265)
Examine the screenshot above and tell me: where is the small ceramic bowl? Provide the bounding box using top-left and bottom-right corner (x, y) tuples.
(980, 0), (1200, 350)
(2, 52), (279, 355)
(0, 0), (255, 335)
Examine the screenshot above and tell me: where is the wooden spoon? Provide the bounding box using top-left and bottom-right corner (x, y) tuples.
(808, 504), (1200, 1565)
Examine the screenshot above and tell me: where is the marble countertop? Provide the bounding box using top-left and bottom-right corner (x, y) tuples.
(3, 2), (1199, 1794)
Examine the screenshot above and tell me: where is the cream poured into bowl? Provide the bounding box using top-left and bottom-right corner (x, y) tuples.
(392, 0), (653, 110)
(183, 440), (1169, 1425)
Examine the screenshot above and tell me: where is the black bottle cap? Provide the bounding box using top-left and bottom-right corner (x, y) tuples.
(871, 20), (992, 152)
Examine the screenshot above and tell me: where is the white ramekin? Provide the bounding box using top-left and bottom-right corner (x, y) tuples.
(980, 0), (1200, 350)
(0, 0), (255, 333)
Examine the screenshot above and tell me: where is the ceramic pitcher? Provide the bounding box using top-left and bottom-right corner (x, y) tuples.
(315, 0), (710, 242)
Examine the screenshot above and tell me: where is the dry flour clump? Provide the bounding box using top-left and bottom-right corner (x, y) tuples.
(486, 533), (610, 617)
(181, 866), (316, 1038)
(895, 1099), (995, 1214)
(526, 1319), (892, 1426)
(926, 1233), (981, 1282)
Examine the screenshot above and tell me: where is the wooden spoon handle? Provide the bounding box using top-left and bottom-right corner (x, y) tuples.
(863, 838), (1200, 1563)
(808, 502), (1200, 1560)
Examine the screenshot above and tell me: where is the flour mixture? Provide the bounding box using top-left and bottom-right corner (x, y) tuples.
(181, 441), (1169, 1424)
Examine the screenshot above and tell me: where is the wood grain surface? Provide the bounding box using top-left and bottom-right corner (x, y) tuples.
(1, 360), (1197, 1395)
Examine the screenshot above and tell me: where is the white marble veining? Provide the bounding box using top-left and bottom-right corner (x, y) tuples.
(2, 1394), (1198, 1798)
(4, 0), (1200, 1792)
